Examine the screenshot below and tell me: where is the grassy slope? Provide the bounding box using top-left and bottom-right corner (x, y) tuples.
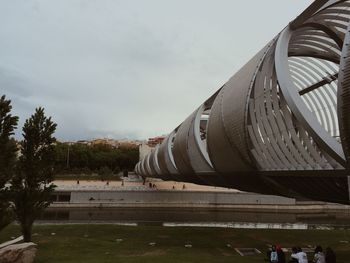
(1, 224), (349, 263)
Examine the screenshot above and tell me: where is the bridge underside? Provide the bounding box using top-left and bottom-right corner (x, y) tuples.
(136, 0), (350, 205)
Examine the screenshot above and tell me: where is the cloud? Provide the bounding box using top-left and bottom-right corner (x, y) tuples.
(0, 0), (313, 141)
(0, 66), (33, 98)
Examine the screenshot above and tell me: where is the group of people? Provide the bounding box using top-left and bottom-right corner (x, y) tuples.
(267, 245), (336, 263)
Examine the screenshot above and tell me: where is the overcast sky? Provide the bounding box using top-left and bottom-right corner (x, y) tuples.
(0, 0), (313, 141)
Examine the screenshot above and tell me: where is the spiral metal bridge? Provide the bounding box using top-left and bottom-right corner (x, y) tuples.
(136, 0), (350, 204)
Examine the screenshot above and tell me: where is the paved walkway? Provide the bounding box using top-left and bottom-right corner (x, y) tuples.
(54, 178), (241, 192)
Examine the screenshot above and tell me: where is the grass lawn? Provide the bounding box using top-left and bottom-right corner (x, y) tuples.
(1, 224), (349, 263)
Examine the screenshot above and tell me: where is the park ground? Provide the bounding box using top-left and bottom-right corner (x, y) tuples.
(1, 224), (350, 262)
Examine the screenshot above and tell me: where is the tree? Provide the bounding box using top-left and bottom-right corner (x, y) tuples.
(98, 166), (113, 180)
(0, 95), (18, 231)
(10, 107), (57, 242)
(52, 142), (139, 177)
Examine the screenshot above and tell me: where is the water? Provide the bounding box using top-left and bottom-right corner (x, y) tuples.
(38, 207), (350, 230)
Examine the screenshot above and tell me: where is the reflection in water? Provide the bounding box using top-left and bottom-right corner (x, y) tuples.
(38, 207), (350, 229)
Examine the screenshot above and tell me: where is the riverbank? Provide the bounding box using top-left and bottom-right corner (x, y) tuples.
(49, 179), (350, 218)
(1, 224), (349, 263)
(38, 207), (350, 229)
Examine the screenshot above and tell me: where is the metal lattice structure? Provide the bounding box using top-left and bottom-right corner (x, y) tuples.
(135, 0), (350, 204)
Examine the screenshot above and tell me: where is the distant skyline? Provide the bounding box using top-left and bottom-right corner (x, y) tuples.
(0, 0), (312, 141)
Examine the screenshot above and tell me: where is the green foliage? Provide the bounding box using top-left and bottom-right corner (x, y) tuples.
(53, 142), (138, 177)
(123, 169), (128, 177)
(0, 95), (18, 231)
(10, 107), (57, 242)
(98, 166), (113, 180)
(0, 207), (13, 231)
(113, 166), (121, 175)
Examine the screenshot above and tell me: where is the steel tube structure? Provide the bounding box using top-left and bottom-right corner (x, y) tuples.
(136, 0), (350, 204)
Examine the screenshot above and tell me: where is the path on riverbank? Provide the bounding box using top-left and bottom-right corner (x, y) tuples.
(53, 178), (241, 192)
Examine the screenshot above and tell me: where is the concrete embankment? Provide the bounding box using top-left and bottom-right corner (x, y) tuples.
(50, 189), (350, 213)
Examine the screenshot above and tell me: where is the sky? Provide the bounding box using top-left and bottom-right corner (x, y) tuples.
(0, 0), (313, 141)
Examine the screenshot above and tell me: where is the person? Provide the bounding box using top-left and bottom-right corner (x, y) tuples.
(325, 247), (336, 263)
(313, 245), (325, 263)
(270, 245), (278, 263)
(276, 244), (285, 263)
(288, 247), (298, 263)
(290, 247), (308, 263)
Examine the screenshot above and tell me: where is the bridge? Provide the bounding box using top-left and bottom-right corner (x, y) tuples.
(135, 0), (350, 205)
